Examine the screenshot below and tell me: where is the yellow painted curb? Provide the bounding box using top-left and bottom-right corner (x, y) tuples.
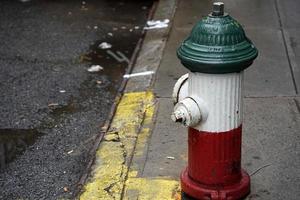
(80, 91), (156, 200)
(124, 177), (180, 200)
(80, 91), (181, 200)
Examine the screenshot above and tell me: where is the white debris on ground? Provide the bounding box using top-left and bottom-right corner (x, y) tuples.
(19, 0), (31, 2)
(144, 19), (170, 30)
(123, 71), (154, 78)
(48, 103), (59, 107)
(87, 65), (103, 72)
(63, 187), (69, 192)
(96, 80), (102, 84)
(59, 90), (66, 93)
(166, 156), (175, 160)
(107, 32), (113, 36)
(98, 42), (112, 49)
(67, 150), (73, 154)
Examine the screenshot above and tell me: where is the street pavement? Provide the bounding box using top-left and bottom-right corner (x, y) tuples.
(0, 0), (152, 199)
(1, 0), (299, 199)
(147, 0), (300, 199)
(78, 0), (300, 199)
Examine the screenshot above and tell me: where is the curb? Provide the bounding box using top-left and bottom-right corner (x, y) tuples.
(80, 92), (157, 200)
(78, 0), (180, 199)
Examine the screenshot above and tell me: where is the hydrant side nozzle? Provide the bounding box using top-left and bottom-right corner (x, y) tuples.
(172, 97), (203, 127)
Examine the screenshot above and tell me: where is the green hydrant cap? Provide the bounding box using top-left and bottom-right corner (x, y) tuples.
(177, 2), (258, 74)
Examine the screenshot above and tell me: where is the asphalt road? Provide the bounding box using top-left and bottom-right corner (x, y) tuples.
(0, 0), (152, 199)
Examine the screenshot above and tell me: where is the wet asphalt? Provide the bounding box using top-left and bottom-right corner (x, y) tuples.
(0, 0), (152, 199)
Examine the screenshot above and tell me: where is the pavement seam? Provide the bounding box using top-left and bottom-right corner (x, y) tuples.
(294, 98), (300, 113)
(274, 0), (299, 94)
(140, 105), (159, 176)
(119, 99), (152, 199)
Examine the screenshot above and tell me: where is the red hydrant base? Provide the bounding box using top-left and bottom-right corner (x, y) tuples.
(181, 168), (250, 200)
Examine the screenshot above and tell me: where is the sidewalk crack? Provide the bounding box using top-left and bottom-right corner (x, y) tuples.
(294, 98), (300, 113)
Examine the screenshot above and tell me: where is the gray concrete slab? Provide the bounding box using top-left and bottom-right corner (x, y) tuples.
(283, 28), (300, 94)
(225, 0), (279, 29)
(244, 27), (296, 96)
(142, 97), (187, 178)
(277, 0), (300, 29)
(276, 0), (300, 94)
(243, 97), (300, 200)
(171, 0), (279, 30)
(171, 0), (211, 30)
(153, 28), (189, 97)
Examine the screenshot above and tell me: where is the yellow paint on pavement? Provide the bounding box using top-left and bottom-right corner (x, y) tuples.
(80, 141), (126, 200)
(80, 91), (181, 200)
(80, 91), (156, 200)
(124, 178), (180, 200)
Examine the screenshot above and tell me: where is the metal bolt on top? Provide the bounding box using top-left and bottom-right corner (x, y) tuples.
(212, 2), (224, 16)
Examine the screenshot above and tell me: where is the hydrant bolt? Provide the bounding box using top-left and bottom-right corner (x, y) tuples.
(212, 2), (224, 16)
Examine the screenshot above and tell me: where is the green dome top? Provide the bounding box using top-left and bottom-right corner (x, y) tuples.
(177, 3), (258, 73)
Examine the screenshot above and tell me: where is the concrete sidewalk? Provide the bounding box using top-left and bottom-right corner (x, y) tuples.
(147, 0), (300, 199)
(80, 0), (300, 199)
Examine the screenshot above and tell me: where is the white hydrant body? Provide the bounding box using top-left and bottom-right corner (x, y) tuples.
(187, 72), (243, 132)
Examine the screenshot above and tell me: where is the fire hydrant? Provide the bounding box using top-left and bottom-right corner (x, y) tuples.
(171, 2), (258, 200)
